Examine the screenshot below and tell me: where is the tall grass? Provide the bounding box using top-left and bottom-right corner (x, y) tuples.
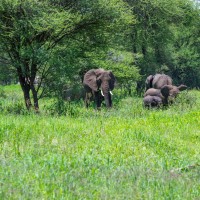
(0, 85), (200, 199)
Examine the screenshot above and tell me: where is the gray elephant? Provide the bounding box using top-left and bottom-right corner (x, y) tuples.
(143, 96), (163, 108)
(165, 84), (187, 99)
(63, 84), (85, 101)
(145, 73), (172, 91)
(144, 84), (187, 107)
(83, 68), (116, 109)
(144, 86), (170, 106)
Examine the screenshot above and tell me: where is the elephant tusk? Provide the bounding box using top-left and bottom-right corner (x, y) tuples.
(110, 91), (113, 95)
(101, 90), (104, 96)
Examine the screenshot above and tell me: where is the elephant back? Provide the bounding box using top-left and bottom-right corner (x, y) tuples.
(144, 88), (163, 99)
(152, 74), (172, 89)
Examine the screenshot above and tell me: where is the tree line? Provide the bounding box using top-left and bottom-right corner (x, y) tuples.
(0, 0), (199, 110)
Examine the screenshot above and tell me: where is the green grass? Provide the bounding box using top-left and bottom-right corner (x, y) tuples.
(0, 85), (200, 199)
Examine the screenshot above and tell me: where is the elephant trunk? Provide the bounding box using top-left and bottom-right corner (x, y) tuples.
(101, 87), (112, 108)
(104, 92), (112, 108)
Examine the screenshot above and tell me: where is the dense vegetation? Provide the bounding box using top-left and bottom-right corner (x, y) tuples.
(0, 1), (200, 198)
(0, 85), (200, 199)
(0, 0), (200, 109)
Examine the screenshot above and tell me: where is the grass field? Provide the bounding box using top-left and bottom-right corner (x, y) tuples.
(0, 85), (200, 199)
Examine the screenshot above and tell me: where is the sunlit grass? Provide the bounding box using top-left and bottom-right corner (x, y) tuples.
(0, 86), (200, 199)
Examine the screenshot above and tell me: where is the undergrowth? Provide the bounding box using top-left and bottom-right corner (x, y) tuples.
(0, 85), (200, 199)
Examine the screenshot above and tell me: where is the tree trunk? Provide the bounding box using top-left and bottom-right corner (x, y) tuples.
(30, 84), (39, 111)
(19, 76), (32, 110)
(30, 64), (39, 111)
(17, 65), (39, 111)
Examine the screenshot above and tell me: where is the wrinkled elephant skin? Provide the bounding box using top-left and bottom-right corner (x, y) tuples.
(83, 68), (116, 109)
(145, 73), (172, 91)
(144, 84), (187, 107)
(143, 95), (162, 108)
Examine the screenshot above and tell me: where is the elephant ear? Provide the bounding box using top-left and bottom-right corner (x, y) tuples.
(145, 75), (154, 89)
(161, 85), (172, 97)
(178, 84), (187, 91)
(83, 69), (99, 92)
(108, 70), (116, 90)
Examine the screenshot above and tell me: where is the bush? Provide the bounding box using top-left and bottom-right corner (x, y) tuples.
(0, 101), (28, 115)
(44, 98), (81, 117)
(173, 90), (197, 107)
(0, 87), (6, 98)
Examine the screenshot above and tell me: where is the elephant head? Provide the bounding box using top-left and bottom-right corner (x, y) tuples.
(161, 84), (187, 103)
(145, 73), (172, 90)
(83, 68), (116, 108)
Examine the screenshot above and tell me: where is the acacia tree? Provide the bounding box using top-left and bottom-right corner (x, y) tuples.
(0, 0), (133, 110)
(0, 0), (79, 110)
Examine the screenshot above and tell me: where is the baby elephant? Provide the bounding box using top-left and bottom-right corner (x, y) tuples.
(143, 95), (162, 108)
(143, 84), (187, 108)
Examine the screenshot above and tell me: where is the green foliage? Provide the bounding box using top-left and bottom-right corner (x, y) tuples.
(44, 98), (81, 117)
(0, 0), (134, 107)
(168, 3), (200, 87)
(0, 87), (6, 98)
(0, 85), (28, 114)
(126, 0), (200, 89)
(0, 64), (17, 85)
(0, 101), (28, 115)
(0, 0), (200, 105)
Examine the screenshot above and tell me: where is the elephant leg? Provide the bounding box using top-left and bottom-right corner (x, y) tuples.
(85, 92), (91, 108)
(85, 93), (89, 108)
(144, 104), (150, 109)
(94, 91), (102, 109)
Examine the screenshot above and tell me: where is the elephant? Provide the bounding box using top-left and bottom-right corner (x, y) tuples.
(144, 84), (187, 107)
(165, 84), (187, 99)
(62, 84), (85, 101)
(145, 73), (172, 91)
(144, 86), (169, 106)
(143, 95), (163, 108)
(83, 68), (116, 109)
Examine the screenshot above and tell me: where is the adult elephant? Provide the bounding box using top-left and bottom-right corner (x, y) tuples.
(145, 74), (172, 91)
(62, 84), (85, 101)
(83, 68), (116, 109)
(144, 84), (187, 107)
